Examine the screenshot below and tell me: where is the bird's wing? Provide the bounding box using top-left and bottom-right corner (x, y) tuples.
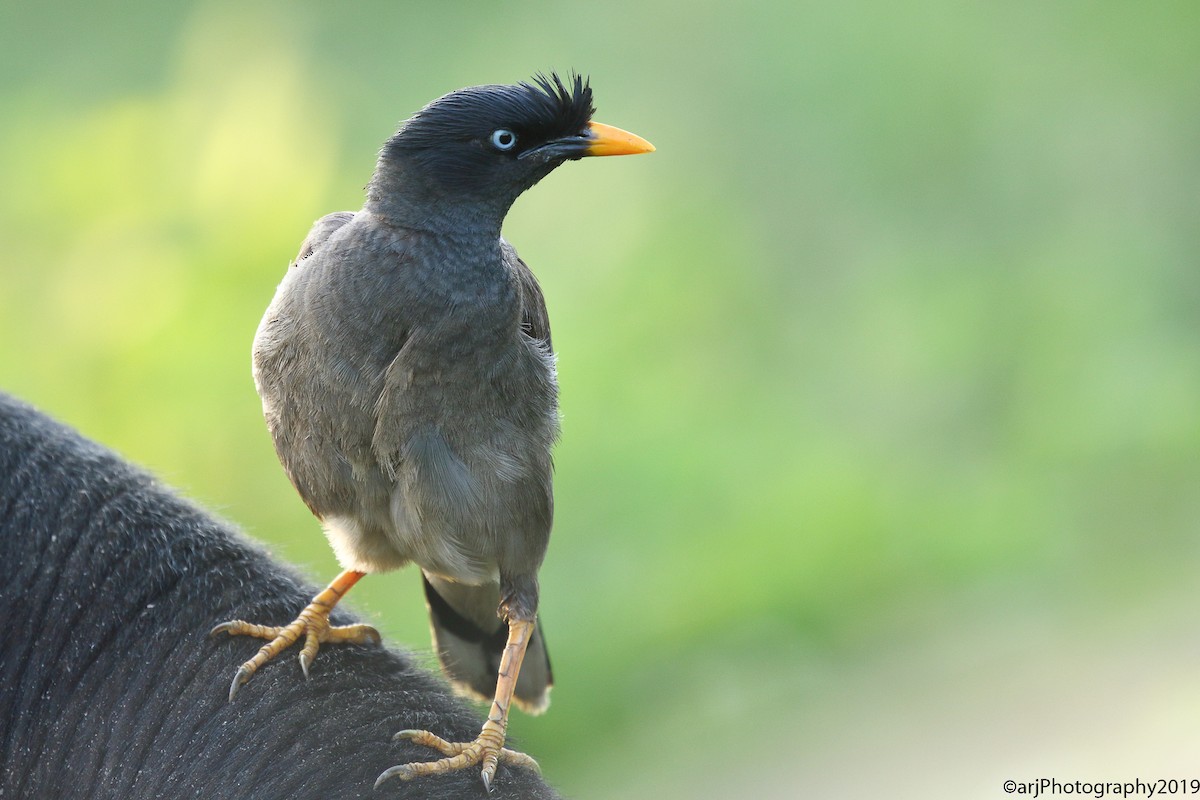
(502, 241), (553, 354)
(254, 210), (384, 526)
(292, 211), (356, 266)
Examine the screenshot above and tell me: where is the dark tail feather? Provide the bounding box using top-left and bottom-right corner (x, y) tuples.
(421, 573), (552, 714)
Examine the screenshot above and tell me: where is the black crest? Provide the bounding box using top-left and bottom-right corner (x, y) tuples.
(391, 72), (595, 151)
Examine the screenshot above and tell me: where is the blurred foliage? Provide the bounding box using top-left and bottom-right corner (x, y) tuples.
(2, 1), (1199, 797)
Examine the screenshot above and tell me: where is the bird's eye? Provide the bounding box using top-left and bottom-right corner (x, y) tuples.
(491, 129), (518, 151)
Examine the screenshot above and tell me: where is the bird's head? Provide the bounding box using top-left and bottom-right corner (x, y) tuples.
(368, 73), (654, 234)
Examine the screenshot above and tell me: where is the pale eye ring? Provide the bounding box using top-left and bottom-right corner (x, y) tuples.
(491, 129), (518, 151)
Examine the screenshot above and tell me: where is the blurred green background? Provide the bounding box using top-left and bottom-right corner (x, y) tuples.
(3, 2), (1199, 797)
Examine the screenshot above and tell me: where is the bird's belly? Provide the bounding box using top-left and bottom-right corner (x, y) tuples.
(377, 342), (558, 583)
(321, 512), (411, 574)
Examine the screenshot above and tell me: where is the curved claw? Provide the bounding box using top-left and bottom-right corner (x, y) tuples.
(209, 621), (234, 637)
(228, 665), (252, 702)
(298, 652), (311, 681)
(374, 764), (417, 788)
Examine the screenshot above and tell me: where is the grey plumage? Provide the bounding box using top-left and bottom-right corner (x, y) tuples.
(250, 80), (590, 711)
(255, 212), (558, 580)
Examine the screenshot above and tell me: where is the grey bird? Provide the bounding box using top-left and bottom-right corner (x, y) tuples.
(210, 73), (654, 789)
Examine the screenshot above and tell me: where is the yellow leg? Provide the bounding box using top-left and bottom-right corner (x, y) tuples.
(210, 569), (380, 701)
(376, 617), (540, 791)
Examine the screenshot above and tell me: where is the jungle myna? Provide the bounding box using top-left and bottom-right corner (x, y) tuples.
(211, 73), (653, 789)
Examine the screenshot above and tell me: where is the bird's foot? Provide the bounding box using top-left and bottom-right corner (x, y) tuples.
(210, 572), (380, 701)
(375, 720), (539, 792)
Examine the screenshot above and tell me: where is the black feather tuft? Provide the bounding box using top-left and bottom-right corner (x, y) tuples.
(390, 72), (595, 152)
(520, 71), (595, 140)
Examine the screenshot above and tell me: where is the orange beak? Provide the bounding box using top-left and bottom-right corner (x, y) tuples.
(583, 121), (656, 157)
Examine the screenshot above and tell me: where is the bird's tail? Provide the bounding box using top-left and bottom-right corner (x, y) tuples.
(421, 572), (552, 714)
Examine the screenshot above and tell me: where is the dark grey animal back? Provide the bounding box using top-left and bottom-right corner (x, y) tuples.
(0, 393), (561, 799)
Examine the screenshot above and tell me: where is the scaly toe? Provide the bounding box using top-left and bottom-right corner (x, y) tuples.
(326, 623), (382, 645)
(392, 729), (465, 755)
